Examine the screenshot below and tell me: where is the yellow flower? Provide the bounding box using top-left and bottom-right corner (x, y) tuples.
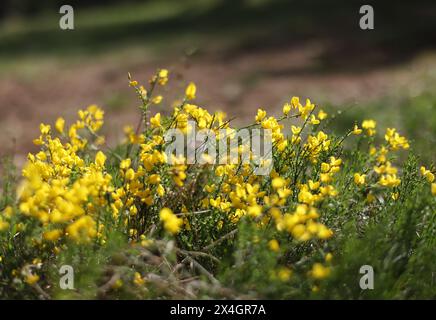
(420, 166), (435, 183)
(133, 272), (145, 286)
(272, 177), (286, 189)
(283, 103), (291, 116)
(330, 156), (342, 167)
(125, 168), (135, 181)
(247, 204), (262, 218)
(157, 184), (165, 196)
(0, 219), (9, 232)
(55, 117), (65, 134)
(2, 206), (14, 219)
(43, 229), (63, 242)
(277, 267), (292, 281)
(39, 123), (51, 135)
(66, 216), (97, 243)
(185, 82), (197, 100)
(150, 113), (162, 128)
(255, 109), (267, 123)
(431, 183), (436, 196)
(268, 239), (280, 252)
(120, 158), (131, 170)
(25, 273), (40, 285)
(148, 174), (161, 184)
(317, 225), (333, 239)
(379, 174), (401, 188)
(318, 110), (327, 120)
(290, 96), (301, 108)
(158, 69), (169, 85)
(159, 208), (183, 234)
(310, 263), (331, 279)
(352, 124), (362, 135)
(310, 114), (320, 125)
(353, 173), (366, 186)
(308, 180), (320, 190)
(385, 128), (409, 151)
(112, 279), (123, 290)
(95, 151), (107, 167)
(152, 95), (163, 104)
(321, 163), (330, 173)
(325, 253), (333, 263)
(362, 119), (376, 136)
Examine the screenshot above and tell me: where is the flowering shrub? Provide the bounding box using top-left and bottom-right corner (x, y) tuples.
(0, 69), (435, 299)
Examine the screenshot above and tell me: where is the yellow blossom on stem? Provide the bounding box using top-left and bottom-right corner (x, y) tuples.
(133, 272), (145, 286)
(283, 103), (291, 116)
(420, 166), (435, 183)
(362, 119), (376, 136)
(158, 69), (169, 85)
(150, 113), (162, 128)
(25, 273), (40, 285)
(268, 239), (280, 252)
(247, 204), (262, 218)
(310, 263), (331, 279)
(277, 267), (292, 281)
(152, 95), (163, 104)
(272, 177), (286, 189)
(43, 229), (63, 242)
(55, 117), (65, 134)
(159, 208), (183, 235)
(185, 82), (197, 100)
(318, 109), (328, 120)
(352, 124), (362, 135)
(354, 173), (366, 186)
(95, 151), (107, 167)
(255, 109), (267, 123)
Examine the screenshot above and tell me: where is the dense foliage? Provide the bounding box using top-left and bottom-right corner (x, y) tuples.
(0, 69), (435, 299)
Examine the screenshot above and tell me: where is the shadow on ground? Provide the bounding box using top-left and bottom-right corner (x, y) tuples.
(1, 0), (436, 73)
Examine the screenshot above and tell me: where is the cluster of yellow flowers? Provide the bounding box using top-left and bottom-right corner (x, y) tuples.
(420, 166), (436, 196)
(350, 120), (413, 200)
(17, 108), (113, 245)
(5, 68), (432, 291)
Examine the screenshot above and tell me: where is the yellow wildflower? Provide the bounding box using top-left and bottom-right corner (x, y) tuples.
(268, 239), (280, 252)
(283, 103), (291, 116)
(95, 151), (107, 167)
(55, 117), (65, 134)
(310, 263), (331, 279)
(185, 82), (197, 100)
(362, 119), (376, 136)
(353, 173), (366, 186)
(158, 69), (169, 85)
(420, 166), (435, 183)
(277, 267), (292, 281)
(152, 95), (163, 104)
(352, 124), (362, 135)
(159, 208), (183, 234)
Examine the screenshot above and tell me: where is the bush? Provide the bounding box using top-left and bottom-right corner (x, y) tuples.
(0, 69), (435, 299)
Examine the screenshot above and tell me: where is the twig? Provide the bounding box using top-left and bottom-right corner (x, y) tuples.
(202, 229), (238, 252)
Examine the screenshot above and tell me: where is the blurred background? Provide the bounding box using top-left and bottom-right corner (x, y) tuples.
(1, 0), (436, 166)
